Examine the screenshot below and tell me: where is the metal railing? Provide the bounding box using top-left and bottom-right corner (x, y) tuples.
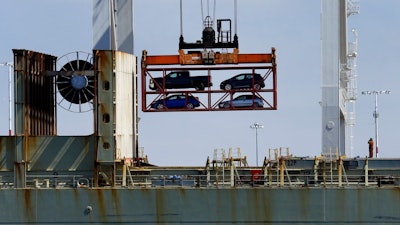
(114, 173), (400, 189)
(0, 171), (398, 189)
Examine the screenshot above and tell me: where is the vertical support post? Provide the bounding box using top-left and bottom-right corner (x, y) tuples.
(272, 48), (278, 109)
(314, 157), (319, 184)
(263, 158), (268, 187)
(94, 50), (116, 186)
(0, 62), (14, 135)
(122, 163), (126, 187)
(279, 158), (284, 186)
(364, 157), (369, 187)
(362, 90), (390, 158)
(275, 150), (279, 186)
(338, 156), (343, 187)
(323, 160), (326, 187)
(7, 63), (13, 136)
(321, 0), (347, 157)
(221, 150), (225, 184)
(13, 52), (26, 189)
(256, 128), (258, 167)
(230, 157), (234, 187)
(215, 159), (219, 186)
(250, 122), (263, 167)
(330, 147), (333, 184)
(374, 94), (379, 158)
(206, 158), (210, 187)
(268, 148), (271, 160)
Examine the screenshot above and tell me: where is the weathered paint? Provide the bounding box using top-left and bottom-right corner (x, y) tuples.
(0, 188), (399, 224)
(113, 51), (135, 160)
(12, 49), (57, 136)
(95, 50), (115, 163)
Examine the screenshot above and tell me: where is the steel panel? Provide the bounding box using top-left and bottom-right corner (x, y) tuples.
(95, 50), (135, 162)
(0, 137), (15, 171)
(26, 136), (95, 172)
(321, 0), (347, 156)
(12, 49), (57, 188)
(95, 50), (115, 163)
(114, 51), (134, 159)
(93, 0), (134, 54)
(0, 188), (398, 224)
(12, 49), (57, 136)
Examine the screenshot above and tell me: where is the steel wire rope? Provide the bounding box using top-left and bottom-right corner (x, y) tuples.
(200, 0), (204, 27)
(201, 0), (216, 28)
(180, 0), (183, 36)
(213, 0), (216, 27)
(234, 0), (237, 34)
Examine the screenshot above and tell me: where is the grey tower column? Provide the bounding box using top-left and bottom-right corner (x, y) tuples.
(93, 0), (138, 160)
(321, 0), (348, 157)
(93, 0), (134, 54)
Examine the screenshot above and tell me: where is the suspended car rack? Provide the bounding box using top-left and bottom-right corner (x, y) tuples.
(141, 48), (277, 112)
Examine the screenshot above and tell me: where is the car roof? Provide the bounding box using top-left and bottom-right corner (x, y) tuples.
(235, 73), (260, 76)
(165, 94), (196, 98)
(235, 94), (261, 98)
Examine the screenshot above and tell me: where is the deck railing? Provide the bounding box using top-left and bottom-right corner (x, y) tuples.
(0, 171), (398, 189)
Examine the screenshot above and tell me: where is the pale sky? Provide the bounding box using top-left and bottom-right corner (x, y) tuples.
(1, 1), (400, 166)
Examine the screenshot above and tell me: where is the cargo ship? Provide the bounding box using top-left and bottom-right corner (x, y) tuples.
(0, 0), (399, 224)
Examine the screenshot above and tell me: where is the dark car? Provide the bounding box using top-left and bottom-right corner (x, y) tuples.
(151, 94), (200, 110)
(220, 73), (265, 90)
(218, 94), (264, 108)
(149, 71), (212, 91)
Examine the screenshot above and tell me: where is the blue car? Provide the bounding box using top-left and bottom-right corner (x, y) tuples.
(151, 94), (200, 110)
(218, 94), (264, 108)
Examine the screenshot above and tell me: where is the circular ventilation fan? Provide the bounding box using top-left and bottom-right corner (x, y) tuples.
(56, 51), (94, 112)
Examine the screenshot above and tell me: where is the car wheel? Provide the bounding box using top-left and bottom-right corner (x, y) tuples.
(254, 103), (260, 108)
(187, 103), (194, 109)
(156, 103), (164, 110)
(195, 83), (205, 91)
(254, 84), (261, 90)
(223, 103), (230, 108)
(224, 83), (232, 91)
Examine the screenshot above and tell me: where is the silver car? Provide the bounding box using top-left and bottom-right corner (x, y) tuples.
(218, 94), (264, 108)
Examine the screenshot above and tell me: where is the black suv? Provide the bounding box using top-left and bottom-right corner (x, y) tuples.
(220, 73), (265, 90)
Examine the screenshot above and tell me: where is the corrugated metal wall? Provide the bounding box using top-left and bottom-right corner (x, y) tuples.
(13, 49), (57, 136)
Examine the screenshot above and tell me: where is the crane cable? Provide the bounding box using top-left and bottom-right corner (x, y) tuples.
(201, 0), (216, 28)
(213, 0), (216, 28)
(180, 0), (183, 36)
(234, 0), (237, 34)
(181, 0), (237, 35)
(200, 0), (237, 34)
(200, 0), (203, 27)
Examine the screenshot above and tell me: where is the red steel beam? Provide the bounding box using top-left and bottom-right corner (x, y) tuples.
(142, 48), (276, 66)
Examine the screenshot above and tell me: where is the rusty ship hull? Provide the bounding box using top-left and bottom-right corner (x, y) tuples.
(0, 160), (399, 224)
